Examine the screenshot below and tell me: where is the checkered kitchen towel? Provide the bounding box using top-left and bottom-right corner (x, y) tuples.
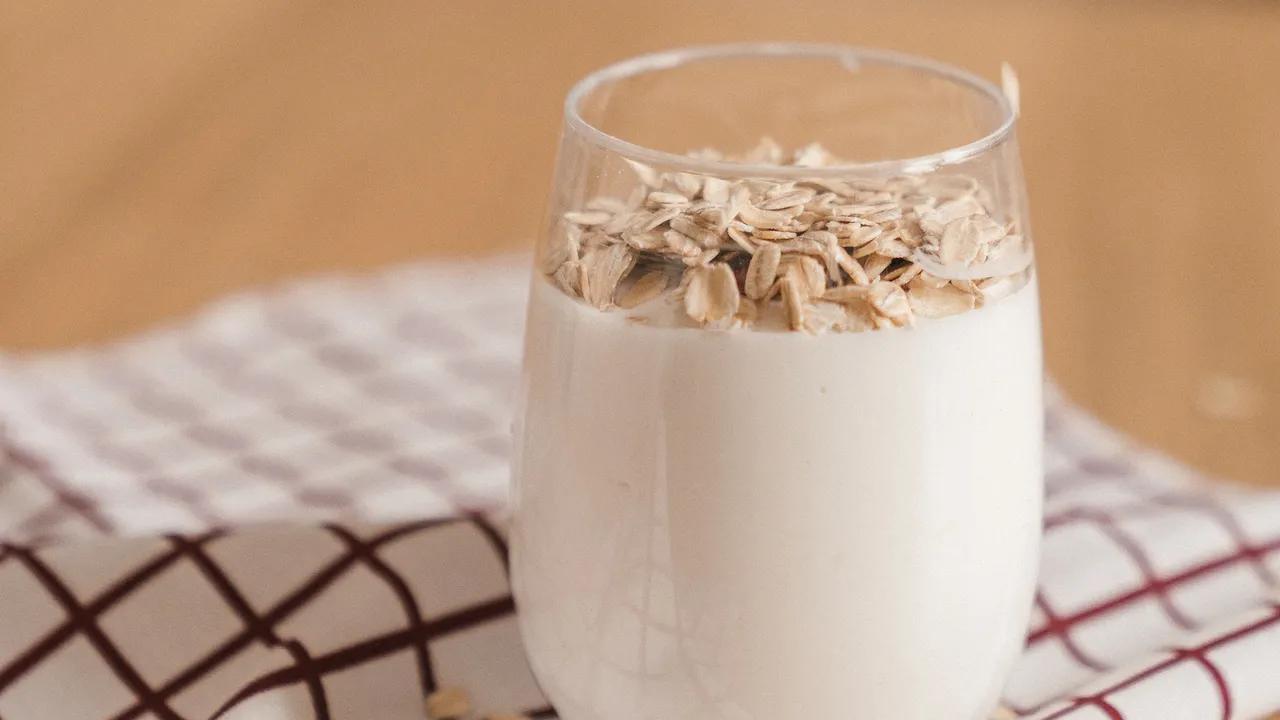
(1, 258), (1278, 719)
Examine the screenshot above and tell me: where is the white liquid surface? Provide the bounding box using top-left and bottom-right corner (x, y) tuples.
(511, 275), (1043, 720)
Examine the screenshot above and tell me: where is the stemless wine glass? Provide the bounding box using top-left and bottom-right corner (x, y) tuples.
(511, 44), (1042, 720)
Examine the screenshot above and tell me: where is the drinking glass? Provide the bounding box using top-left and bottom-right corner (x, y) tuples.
(511, 43), (1042, 720)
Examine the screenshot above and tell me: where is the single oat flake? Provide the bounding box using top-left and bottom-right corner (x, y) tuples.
(683, 263), (740, 327)
(581, 243), (635, 309)
(745, 243), (782, 300)
(425, 687), (471, 720)
(541, 139), (1031, 334)
(617, 269), (669, 309)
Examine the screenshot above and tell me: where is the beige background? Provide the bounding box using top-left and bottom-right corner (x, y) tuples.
(1, 1), (1277, 484)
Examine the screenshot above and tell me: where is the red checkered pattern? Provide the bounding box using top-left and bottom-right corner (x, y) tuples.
(0, 260), (526, 541)
(1010, 390), (1280, 718)
(0, 258), (1277, 719)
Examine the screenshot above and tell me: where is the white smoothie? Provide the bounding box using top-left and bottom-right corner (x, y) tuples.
(511, 273), (1043, 720)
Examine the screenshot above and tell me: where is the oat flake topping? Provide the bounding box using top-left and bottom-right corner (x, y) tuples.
(542, 140), (1031, 333)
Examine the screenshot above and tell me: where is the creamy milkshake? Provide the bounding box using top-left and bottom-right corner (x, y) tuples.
(514, 274), (1040, 719)
(512, 44), (1041, 720)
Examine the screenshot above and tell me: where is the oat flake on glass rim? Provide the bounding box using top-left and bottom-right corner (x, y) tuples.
(513, 43), (1043, 720)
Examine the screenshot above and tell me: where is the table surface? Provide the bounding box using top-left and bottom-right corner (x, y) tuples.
(1, 0), (1277, 485)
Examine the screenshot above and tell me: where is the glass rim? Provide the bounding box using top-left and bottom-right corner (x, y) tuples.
(564, 42), (1017, 178)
